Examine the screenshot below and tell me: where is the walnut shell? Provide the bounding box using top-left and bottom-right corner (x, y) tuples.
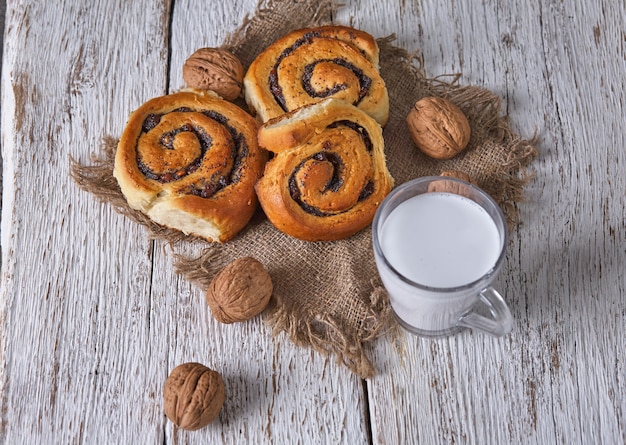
(440, 170), (474, 183)
(428, 170), (476, 195)
(407, 96), (471, 160)
(183, 48), (244, 101)
(206, 257), (273, 323)
(163, 362), (225, 431)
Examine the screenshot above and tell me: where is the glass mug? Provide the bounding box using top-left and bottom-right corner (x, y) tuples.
(372, 176), (513, 337)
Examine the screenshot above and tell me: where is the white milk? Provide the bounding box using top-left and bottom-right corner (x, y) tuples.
(376, 192), (503, 333)
(380, 192), (501, 287)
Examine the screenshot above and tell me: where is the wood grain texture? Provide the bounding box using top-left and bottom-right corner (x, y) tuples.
(1, 0), (625, 443)
(337, 0), (626, 444)
(0, 0), (368, 443)
(1, 1), (173, 442)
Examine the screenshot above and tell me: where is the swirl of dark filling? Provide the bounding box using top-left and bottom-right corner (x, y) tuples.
(136, 109), (248, 198)
(328, 120), (373, 152)
(268, 32), (373, 111)
(301, 59), (372, 102)
(287, 121), (375, 217)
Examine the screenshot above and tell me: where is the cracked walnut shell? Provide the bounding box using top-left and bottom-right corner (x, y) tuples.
(163, 362), (225, 431)
(407, 96), (471, 160)
(206, 257), (273, 323)
(183, 48), (244, 101)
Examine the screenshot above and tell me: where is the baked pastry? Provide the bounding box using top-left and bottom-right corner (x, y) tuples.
(255, 98), (394, 241)
(244, 25), (389, 126)
(113, 89), (266, 242)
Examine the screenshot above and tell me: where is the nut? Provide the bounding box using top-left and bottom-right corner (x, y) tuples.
(428, 170), (475, 195)
(440, 170), (474, 183)
(163, 362), (225, 431)
(183, 48), (244, 101)
(406, 96), (471, 159)
(206, 257), (273, 323)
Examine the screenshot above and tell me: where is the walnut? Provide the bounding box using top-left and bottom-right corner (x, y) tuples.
(206, 257), (273, 323)
(163, 362), (225, 431)
(440, 170), (474, 183)
(428, 170), (476, 196)
(406, 96), (471, 159)
(183, 48), (244, 101)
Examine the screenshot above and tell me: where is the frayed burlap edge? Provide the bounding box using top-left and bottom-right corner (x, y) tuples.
(266, 286), (391, 378)
(173, 249), (393, 378)
(221, 0), (338, 67)
(376, 35), (539, 227)
(69, 137), (205, 245)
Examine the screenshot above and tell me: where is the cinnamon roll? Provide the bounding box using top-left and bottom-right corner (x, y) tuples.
(113, 90), (266, 242)
(255, 98), (394, 241)
(244, 25), (389, 126)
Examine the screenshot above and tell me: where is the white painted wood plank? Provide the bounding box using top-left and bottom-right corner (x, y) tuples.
(159, 1), (369, 442)
(336, 0), (625, 443)
(1, 1), (174, 442)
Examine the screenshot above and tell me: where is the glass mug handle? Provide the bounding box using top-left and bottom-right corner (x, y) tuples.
(457, 287), (513, 336)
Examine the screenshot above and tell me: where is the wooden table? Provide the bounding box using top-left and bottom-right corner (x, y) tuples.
(1, 0), (624, 443)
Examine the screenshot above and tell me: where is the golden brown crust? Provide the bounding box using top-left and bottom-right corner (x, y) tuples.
(244, 25), (389, 126)
(255, 98), (394, 241)
(113, 89), (266, 242)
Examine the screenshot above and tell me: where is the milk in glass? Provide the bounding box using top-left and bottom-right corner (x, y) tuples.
(377, 191), (502, 331)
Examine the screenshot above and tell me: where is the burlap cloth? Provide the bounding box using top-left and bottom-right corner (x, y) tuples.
(71, 0), (538, 378)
